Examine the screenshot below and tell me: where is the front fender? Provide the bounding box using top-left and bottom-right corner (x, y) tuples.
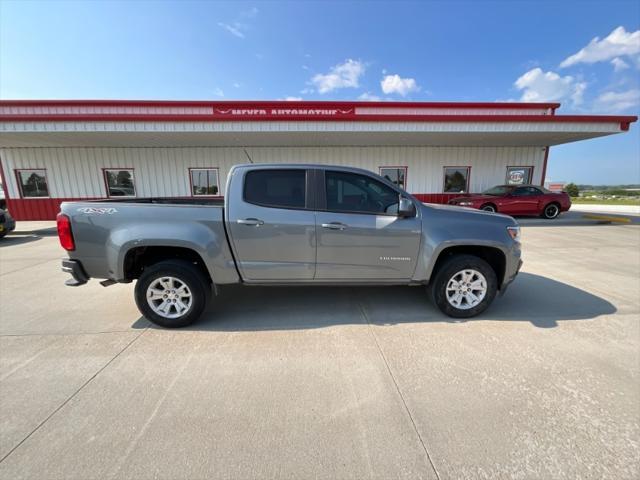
(413, 204), (521, 284)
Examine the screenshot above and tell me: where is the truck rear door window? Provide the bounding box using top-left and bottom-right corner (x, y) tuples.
(244, 169), (306, 209)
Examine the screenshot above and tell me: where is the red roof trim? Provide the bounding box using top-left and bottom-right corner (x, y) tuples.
(0, 99), (560, 109)
(0, 113), (636, 126)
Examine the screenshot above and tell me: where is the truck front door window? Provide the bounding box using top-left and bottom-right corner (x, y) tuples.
(325, 171), (399, 215)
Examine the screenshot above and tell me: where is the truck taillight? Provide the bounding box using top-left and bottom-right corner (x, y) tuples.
(56, 213), (75, 251)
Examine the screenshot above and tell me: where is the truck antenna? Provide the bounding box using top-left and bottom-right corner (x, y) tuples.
(243, 148), (254, 164)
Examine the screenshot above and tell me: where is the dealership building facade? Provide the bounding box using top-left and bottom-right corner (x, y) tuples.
(0, 100), (636, 220)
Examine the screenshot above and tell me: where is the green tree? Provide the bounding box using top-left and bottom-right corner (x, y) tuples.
(564, 183), (579, 197)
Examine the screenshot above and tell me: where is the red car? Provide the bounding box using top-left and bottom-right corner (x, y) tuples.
(449, 185), (571, 219)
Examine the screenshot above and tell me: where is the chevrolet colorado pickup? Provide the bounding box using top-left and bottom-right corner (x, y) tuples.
(58, 164), (522, 327)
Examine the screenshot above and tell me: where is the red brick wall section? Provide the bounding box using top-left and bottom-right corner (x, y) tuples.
(413, 193), (462, 204)
(5, 198), (101, 220)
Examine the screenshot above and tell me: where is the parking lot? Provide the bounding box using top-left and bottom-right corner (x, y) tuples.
(0, 220), (639, 479)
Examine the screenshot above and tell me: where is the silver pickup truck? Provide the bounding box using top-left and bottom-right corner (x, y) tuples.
(58, 164), (522, 327)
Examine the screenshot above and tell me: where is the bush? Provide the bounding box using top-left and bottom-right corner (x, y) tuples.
(564, 183), (579, 197)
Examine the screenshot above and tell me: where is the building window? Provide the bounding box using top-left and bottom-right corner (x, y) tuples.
(379, 167), (407, 189)
(244, 169), (306, 209)
(506, 166), (533, 185)
(190, 168), (220, 196)
(443, 167), (470, 193)
(16, 169), (49, 198)
(104, 169), (136, 197)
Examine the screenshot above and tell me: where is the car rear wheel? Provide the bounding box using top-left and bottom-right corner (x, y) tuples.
(430, 254), (498, 318)
(542, 203), (560, 219)
(480, 204), (497, 213)
(134, 259), (210, 328)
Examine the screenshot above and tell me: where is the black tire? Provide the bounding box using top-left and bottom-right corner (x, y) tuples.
(134, 259), (211, 328)
(480, 203), (497, 213)
(541, 202), (560, 219)
(0, 231), (7, 239)
(429, 254), (498, 318)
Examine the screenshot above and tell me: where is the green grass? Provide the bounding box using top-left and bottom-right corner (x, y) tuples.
(571, 197), (640, 206)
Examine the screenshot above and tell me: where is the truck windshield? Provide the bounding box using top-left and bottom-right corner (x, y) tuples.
(482, 186), (513, 196)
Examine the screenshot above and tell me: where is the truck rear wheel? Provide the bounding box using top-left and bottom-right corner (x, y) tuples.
(429, 254), (498, 318)
(134, 259), (210, 328)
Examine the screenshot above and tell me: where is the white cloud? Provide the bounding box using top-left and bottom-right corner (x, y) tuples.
(311, 59), (365, 94)
(283, 96), (302, 101)
(560, 26), (640, 68)
(218, 8), (258, 39)
(570, 82), (587, 106)
(233, 82), (241, 88)
(611, 57), (630, 72)
(358, 92), (382, 101)
(594, 89), (640, 113)
(301, 65), (309, 71)
(380, 74), (420, 96)
(218, 22), (245, 38)
(514, 68), (586, 105)
(213, 87), (224, 97)
(241, 7), (259, 18)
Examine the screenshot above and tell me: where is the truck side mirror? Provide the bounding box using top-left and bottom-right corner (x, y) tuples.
(398, 196), (416, 217)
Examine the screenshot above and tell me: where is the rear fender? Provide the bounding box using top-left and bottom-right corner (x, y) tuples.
(106, 222), (239, 284)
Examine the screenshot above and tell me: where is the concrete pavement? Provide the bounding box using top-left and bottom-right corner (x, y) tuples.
(0, 223), (638, 479)
(570, 203), (640, 215)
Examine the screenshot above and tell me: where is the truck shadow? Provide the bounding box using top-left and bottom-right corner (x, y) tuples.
(0, 234), (43, 247)
(132, 272), (616, 331)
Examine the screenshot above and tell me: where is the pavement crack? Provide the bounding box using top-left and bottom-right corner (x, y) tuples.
(0, 326), (150, 464)
(0, 258), (59, 277)
(356, 298), (442, 480)
(107, 349), (195, 479)
(0, 339), (61, 382)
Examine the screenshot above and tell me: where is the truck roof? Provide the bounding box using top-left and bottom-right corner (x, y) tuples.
(230, 163), (378, 176)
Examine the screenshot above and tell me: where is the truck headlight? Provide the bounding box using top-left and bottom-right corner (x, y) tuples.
(458, 201), (473, 206)
(507, 226), (521, 242)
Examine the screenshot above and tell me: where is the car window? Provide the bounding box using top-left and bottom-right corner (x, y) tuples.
(512, 186), (541, 196)
(244, 169), (306, 209)
(325, 171), (399, 215)
(482, 185), (513, 196)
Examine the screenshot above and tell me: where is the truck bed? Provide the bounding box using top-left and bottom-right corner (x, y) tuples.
(61, 198), (239, 284)
(85, 197), (225, 207)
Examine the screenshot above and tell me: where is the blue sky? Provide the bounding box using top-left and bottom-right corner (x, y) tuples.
(1, 0), (638, 184)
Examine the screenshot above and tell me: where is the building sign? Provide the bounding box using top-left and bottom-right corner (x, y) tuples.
(506, 166), (532, 185)
(214, 108), (354, 118)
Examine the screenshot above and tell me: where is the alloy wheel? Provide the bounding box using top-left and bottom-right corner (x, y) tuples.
(146, 276), (193, 318)
(445, 269), (487, 310)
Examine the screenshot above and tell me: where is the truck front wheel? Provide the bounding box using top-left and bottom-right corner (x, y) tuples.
(134, 259), (210, 328)
(429, 254), (498, 318)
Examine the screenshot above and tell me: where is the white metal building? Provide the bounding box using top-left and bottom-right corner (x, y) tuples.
(0, 100), (636, 220)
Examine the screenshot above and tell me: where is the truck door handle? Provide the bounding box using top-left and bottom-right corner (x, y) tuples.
(237, 218), (264, 226)
(321, 222), (347, 230)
